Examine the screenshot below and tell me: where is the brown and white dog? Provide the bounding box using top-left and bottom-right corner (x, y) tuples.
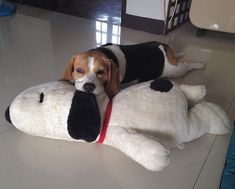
(60, 41), (205, 98)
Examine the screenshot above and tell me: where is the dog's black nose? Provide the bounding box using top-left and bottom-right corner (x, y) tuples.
(83, 83), (96, 93)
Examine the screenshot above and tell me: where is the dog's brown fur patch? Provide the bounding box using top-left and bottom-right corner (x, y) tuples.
(163, 45), (177, 65)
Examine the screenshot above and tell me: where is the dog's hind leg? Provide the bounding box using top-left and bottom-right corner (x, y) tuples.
(159, 44), (205, 79)
(161, 60), (206, 79)
(175, 52), (185, 60)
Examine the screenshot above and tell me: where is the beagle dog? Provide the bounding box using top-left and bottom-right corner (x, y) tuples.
(61, 41), (205, 98)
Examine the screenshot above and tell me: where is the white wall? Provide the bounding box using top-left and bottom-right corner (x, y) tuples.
(126, 0), (169, 21)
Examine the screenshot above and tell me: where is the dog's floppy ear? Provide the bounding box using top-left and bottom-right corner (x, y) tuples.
(60, 56), (76, 82)
(105, 59), (120, 99)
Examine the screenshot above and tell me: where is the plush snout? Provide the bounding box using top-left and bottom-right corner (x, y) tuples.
(6, 81), (102, 142)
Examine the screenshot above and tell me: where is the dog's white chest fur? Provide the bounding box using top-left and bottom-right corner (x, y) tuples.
(103, 45), (126, 81)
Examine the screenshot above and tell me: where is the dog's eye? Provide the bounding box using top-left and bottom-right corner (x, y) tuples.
(76, 67), (84, 73)
(97, 70), (104, 76)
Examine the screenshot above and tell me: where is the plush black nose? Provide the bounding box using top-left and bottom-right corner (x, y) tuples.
(83, 83), (96, 93)
(5, 106), (12, 124)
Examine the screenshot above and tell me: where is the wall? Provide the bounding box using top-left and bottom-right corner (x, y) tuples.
(126, 0), (169, 21)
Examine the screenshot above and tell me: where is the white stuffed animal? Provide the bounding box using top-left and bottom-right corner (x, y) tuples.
(5, 79), (231, 171)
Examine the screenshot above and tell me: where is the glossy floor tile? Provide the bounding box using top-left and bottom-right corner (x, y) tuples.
(12, 0), (122, 24)
(56, 0), (122, 24)
(0, 4), (235, 189)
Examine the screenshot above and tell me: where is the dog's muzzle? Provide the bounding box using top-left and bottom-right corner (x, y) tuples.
(83, 83), (96, 93)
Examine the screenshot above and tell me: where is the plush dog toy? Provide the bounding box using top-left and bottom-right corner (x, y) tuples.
(5, 80), (231, 171)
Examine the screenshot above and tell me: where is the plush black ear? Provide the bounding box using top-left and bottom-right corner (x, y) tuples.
(5, 106), (12, 124)
(67, 91), (101, 142)
(150, 79), (173, 92)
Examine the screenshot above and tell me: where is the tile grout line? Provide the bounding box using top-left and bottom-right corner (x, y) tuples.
(192, 136), (217, 189)
(192, 95), (235, 189)
(0, 126), (13, 136)
(0, 63), (44, 83)
(226, 95), (235, 117)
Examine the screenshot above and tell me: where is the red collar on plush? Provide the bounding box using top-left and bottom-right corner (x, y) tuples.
(97, 100), (113, 144)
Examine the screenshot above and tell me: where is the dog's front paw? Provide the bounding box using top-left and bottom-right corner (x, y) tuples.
(195, 62), (206, 69)
(136, 138), (170, 171)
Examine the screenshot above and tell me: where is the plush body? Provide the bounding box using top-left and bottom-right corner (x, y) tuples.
(6, 80), (231, 171)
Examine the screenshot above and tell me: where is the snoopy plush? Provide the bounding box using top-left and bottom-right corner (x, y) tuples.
(5, 79), (231, 171)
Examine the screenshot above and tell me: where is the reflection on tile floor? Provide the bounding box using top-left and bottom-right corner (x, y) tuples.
(0, 4), (235, 189)
(12, 0), (122, 24)
(56, 0), (122, 24)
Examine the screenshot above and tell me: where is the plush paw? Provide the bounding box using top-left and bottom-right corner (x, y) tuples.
(105, 127), (170, 171)
(199, 85), (207, 99)
(192, 102), (231, 135)
(180, 85), (206, 101)
(135, 138), (170, 171)
(192, 85), (206, 100)
(205, 102), (231, 134)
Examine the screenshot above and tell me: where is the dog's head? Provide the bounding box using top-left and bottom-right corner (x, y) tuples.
(60, 51), (120, 98)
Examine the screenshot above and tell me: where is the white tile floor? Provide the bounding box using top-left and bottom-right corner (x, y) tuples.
(0, 5), (235, 189)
